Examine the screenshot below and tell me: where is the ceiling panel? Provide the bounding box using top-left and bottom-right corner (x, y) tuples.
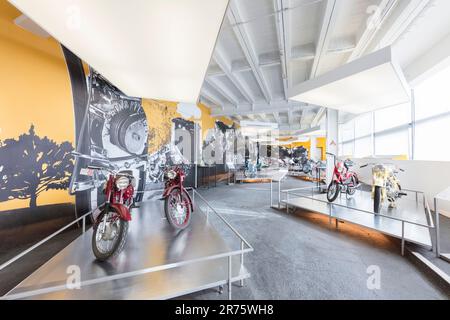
(10, 0), (228, 102)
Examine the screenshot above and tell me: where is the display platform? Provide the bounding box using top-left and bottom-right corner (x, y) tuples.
(282, 189), (433, 250)
(3, 197), (250, 300)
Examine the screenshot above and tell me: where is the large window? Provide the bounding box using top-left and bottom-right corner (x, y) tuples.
(338, 103), (411, 159)
(374, 103), (411, 158)
(338, 62), (450, 161)
(414, 64), (450, 161)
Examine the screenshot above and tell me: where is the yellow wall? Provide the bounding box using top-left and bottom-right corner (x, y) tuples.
(284, 137), (327, 161)
(0, 2), (74, 210)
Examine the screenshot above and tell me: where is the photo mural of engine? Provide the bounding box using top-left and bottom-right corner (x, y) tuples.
(70, 70), (149, 210)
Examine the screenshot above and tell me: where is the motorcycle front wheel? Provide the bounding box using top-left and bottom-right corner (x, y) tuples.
(327, 181), (340, 202)
(374, 186), (382, 213)
(92, 209), (129, 261)
(164, 187), (192, 230)
(347, 176), (358, 196)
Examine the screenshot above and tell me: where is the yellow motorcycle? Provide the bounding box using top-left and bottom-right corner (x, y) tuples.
(360, 163), (407, 213)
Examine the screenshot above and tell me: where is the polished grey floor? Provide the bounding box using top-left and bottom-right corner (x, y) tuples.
(6, 200), (249, 299)
(181, 179), (449, 300)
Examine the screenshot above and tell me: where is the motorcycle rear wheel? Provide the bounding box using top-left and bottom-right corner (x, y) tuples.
(164, 187), (192, 230)
(92, 209), (129, 261)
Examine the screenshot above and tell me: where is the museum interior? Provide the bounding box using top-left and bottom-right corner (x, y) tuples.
(0, 0), (449, 300)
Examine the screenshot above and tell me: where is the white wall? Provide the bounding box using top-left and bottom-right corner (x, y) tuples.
(351, 158), (450, 217)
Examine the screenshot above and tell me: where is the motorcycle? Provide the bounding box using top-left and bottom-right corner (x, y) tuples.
(326, 153), (359, 202)
(162, 166), (193, 230)
(360, 163), (407, 213)
(84, 164), (136, 261)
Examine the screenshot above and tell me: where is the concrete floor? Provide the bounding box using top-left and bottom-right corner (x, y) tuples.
(182, 178), (449, 300)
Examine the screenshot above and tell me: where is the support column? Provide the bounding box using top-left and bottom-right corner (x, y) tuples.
(310, 136), (317, 161)
(326, 109), (338, 186)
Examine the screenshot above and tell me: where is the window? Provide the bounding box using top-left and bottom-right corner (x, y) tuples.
(414, 64), (450, 161)
(374, 103), (411, 158)
(354, 113), (373, 158)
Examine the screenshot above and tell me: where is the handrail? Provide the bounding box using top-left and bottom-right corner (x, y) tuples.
(192, 189), (253, 250)
(2, 247), (252, 300)
(284, 188), (434, 229)
(0, 210), (92, 272)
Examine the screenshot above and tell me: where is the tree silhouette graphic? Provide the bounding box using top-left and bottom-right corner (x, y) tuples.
(0, 125), (74, 208)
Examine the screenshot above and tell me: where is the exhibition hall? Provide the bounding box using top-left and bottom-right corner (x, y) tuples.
(1, 0), (450, 303)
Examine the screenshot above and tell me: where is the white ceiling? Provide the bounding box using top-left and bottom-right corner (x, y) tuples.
(10, 0), (228, 103)
(201, 0), (450, 130)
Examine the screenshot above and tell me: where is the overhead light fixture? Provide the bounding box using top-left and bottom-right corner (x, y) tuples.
(9, 0), (229, 103)
(289, 46), (411, 114)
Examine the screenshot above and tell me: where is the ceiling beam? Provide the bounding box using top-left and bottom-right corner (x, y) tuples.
(213, 48), (254, 103)
(307, 0), (341, 128)
(212, 101), (309, 117)
(287, 108), (294, 126)
(228, 0), (272, 103)
(200, 88), (225, 110)
(274, 0), (290, 100)
(310, 106), (326, 127)
(205, 78), (239, 107)
(371, 0), (431, 52)
(272, 112), (281, 123)
(310, 0), (341, 79)
(347, 0), (399, 62)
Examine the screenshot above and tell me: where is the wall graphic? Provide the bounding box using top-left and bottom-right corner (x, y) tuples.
(0, 0), (237, 254)
(0, 125), (74, 208)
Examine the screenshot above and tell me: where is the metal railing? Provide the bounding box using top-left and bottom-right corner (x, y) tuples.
(281, 186), (435, 256)
(1, 189), (253, 300)
(0, 210), (92, 272)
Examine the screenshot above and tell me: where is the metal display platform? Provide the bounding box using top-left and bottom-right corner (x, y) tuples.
(282, 187), (435, 255)
(1, 190), (252, 300)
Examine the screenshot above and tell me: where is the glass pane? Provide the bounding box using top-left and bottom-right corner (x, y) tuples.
(355, 112), (372, 139)
(340, 119), (354, 142)
(374, 103), (411, 132)
(415, 114), (450, 161)
(354, 136), (372, 158)
(374, 129), (409, 158)
(415, 64), (450, 120)
(342, 141), (354, 157)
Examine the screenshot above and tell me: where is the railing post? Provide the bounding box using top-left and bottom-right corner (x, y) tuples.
(434, 197), (440, 258)
(278, 180), (281, 209)
(329, 203), (332, 225)
(286, 192), (289, 213)
(228, 255), (232, 300)
(192, 189), (195, 207)
(270, 179), (273, 207)
(239, 241), (244, 287)
(401, 221), (405, 256)
(82, 215), (86, 233)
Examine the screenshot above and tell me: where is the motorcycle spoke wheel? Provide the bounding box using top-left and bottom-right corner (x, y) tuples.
(94, 213), (120, 255)
(167, 189), (191, 229)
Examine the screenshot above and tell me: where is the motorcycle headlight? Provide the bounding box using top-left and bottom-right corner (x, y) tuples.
(115, 176), (129, 190)
(166, 170), (177, 180)
(337, 166), (344, 173)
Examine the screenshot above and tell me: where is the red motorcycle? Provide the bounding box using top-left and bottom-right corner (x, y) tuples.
(162, 166), (193, 230)
(326, 153), (359, 202)
(86, 165), (135, 261)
